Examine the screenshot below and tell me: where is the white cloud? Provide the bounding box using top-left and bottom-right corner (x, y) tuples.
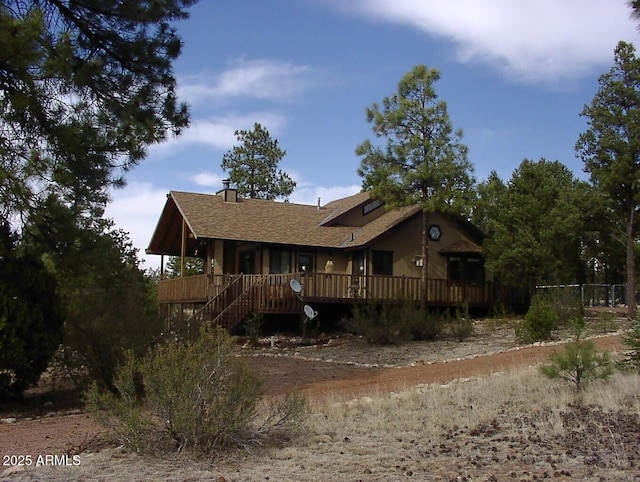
(341, 0), (637, 82)
(179, 58), (313, 103)
(149, 111), (289, 155)
(289, 184), (361, 206)
(105, 182), (169, 269)
(191, 171), (224, 188)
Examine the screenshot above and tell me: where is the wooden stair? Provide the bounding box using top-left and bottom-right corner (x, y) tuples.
(188, 275), (266, 332)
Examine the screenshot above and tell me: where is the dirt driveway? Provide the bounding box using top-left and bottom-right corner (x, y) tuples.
(0, 327), (625, 460)
(249, 334), (624, 399)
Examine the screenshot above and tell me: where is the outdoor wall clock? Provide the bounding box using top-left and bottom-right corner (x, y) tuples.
(428, 224), (442, 241)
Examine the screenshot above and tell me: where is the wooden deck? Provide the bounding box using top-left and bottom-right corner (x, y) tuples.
(158, 272), (526, 312)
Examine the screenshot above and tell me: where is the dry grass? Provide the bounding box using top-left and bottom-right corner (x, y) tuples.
(8, 367), (640, 481)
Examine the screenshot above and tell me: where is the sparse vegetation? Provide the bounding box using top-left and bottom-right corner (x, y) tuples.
(541, 286), (584, 324)
(620, 317), (640, 371)
(516, 293), (559, 343)
(341, 299), (443, 344)
(595, 310), (618, 333)
(539, 324), (614, 391)
(446, 302), (474, 341)
(29, 365), (640, 481)
(86, 326), (305, 456)
(244, 312), (264, 346)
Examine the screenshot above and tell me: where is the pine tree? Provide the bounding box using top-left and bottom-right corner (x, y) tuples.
(356, 65), (475, 306)
(576, 41), (640, 319)
(221, 123), (296, 200)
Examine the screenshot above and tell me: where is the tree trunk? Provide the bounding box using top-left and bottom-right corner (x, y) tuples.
(421, 210), (429, 310)
(626, 205), (637, 320)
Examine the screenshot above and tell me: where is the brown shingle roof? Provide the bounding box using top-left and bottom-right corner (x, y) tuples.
(438, 240), (482, 254)
(172, 191), (354, 247)
(146, 190), (423, 255)
(319, 191), (371, 226)
(342, 204), (421, 247)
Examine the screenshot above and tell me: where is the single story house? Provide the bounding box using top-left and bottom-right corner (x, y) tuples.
(146, 183), (525, 329)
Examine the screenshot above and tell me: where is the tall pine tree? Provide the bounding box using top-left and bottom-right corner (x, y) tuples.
(221, 123), (296, 200)
(0, 0), (195, 225)
(576, 41), (640, 319)
(356, 65), (475, 306)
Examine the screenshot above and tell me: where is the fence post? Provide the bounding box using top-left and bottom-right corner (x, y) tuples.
(612, 285), (616, 307)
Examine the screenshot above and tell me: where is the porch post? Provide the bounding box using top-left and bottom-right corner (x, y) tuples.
(421, 210), (429, 310)
(181, 218), (187, 278)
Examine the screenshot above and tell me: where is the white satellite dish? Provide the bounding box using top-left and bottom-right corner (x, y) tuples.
(289, 279), (303, 294)
(303, 304), (318, 320)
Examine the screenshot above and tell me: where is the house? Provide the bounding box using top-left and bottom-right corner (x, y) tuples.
(146, 183), (525, 329)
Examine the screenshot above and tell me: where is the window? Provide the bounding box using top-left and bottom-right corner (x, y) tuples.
(372, 250), (393, 275)
(269, 248), (290, 274)
(448, 256), (463, 281)
(447, 256), (484, 284)
(352, 250), (365, 276)
(297, 253), (314, 273)
(363, 198), (384, 215)
(466, 257), (484, 283)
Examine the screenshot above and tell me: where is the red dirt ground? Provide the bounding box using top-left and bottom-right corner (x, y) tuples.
(0, 334), (624, 460)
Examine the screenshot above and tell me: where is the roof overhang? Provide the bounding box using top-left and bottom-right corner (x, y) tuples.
(146, 193), (198, 256)
(438, 240), (482, 255)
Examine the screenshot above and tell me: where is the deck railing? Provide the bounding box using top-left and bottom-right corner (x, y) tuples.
(158, 272), (528, 310)
(158, 274), (230, 303)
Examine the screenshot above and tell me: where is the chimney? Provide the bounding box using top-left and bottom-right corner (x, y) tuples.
(217, 178), (238, 203)
(317, 197), (321, 210)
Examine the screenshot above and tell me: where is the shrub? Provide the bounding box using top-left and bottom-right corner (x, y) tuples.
(539, 336), (614, 391)
(341, 299), (442, 344)
(516, 294), (559, 344)
(87, 325), (305, 455)
(620, 317), (640, 371)
(375, 302), (411, 344)
(0, 251), (64, 400)
(36, 223), (165, 393)
(407, 307), (444, 341)
(244, 312), (264, 346)
(595, 311), (618, 334)
(341, 304), (393, 344)
(447, 302), (474, 342)
(541, 286), (583, 325)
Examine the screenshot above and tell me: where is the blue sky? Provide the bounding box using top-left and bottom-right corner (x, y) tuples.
(106, 0), (638, 269)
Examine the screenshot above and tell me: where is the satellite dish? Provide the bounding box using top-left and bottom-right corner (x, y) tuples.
(303, 304), (318, 320)
(289, 279), (303, 294)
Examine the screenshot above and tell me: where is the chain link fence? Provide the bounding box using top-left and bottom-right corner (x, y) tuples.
(535, 283), (633, 307)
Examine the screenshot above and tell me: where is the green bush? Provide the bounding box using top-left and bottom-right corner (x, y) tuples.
(0, 251), (64, 400)
(595, 311), (618, 334)
(342, 303), (408, 344)
(539, 328), (614, 391)
(516, 294), (559, 343)
(87, 326), (305, 456)
(447, 302), (474, 342)
(244, 312), (264, 346)
(407, 307), (443, 342)
(540, 286), (583, 325)
(620, 317), (640, 371)
(341, 299), (443, 344)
